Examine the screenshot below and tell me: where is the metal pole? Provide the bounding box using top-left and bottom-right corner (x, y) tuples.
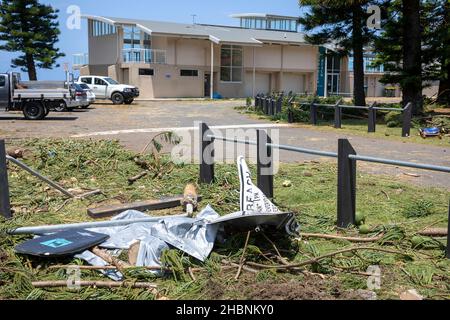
(0, 140), (12, 219)
(447, 200), (450, 259)
(324, 48), (328, 98)
(334, 99), (342, 129)
(8, 214), (189, 235)
(210, 42), (214, 100)
(199, 122), (214, 184)
(349, 154), (450, 173)
(368, 101), (377, 133)
(402, 102), (412, 137)
(252, 47), (256, 98)
(337, 139), (356, 228)
(257, 129), (273, 199)
(6, 155), (73, 198)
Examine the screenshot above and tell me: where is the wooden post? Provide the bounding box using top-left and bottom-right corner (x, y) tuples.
(257, 129), (273, 199)
(337, 139), (356, 228)
(199, 122), (214, 184)
(0, 140), (11, 219)
(368, 102), (377, 133)
(310, 101), (318, 125)
(402, 102), (413, 137)
(334, 100), (342, 129)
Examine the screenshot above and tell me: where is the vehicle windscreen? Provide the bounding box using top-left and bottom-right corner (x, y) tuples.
(104, 77), (119, 85)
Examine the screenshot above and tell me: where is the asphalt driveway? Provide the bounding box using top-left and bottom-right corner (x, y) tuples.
(1, 100), (449, 189)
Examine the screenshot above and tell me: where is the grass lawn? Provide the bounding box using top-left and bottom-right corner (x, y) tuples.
(0, 139), (449, 300)
(236, 107), (450, 147)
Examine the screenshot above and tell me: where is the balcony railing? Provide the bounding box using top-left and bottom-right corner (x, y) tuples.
(73, 53), (89, 68)
(122, 48), (166, 64)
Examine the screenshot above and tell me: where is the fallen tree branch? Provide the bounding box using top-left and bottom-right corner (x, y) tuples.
(235, 231), (251, 280)
(31, 280), (157, 289)
(128, 171), (148, 184)
(221, 259), (258, 274)
(91, 247), (131, 272)
(188, 267), (196, 281)
(298, 233), (385, 243)
(245, 246), (410, 270)
(418, 228), (447, 237)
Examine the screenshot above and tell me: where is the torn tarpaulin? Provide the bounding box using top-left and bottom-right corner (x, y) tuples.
(74, 157), (299, 279)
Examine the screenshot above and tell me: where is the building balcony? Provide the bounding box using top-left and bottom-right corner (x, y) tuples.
(122, 48), (166, 64)
(73, 53), (89, 69)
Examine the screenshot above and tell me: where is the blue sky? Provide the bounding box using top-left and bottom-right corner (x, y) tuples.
(0, 0), (306, 80)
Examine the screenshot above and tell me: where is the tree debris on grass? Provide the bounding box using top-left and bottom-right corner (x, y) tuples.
(1, 138), (448, 300)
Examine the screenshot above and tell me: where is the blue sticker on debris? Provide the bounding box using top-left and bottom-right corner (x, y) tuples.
(40, 238), (73, 248)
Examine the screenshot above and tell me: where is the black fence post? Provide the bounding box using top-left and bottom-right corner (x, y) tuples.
(368, 101), (377, 133)
(446, 200), (450, 259)
(199, 122), (215, 184)
(254, 95), (259, 109)
(310, 101), (318, 125)
(257, 129), (273, 199)
(402, 102), (413, 137)
(270, 97), (275, 116)
(337, 139), (356, 228)
(0, 140), (11, 219)
(334, 100), (342, 129)
(263, 97), (268, 115)
(276, 97), (282, 114)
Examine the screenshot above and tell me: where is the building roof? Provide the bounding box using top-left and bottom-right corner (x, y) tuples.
(229, 13), (299, 20)
(82, 15), (308, 46)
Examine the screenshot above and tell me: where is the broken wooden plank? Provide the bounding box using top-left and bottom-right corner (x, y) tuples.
(87, 195), (202, 218)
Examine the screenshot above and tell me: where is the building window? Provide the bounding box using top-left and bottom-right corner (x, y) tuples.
(348, 55), (384, 73)
(180, 69), (198, 77)
(91, 20), (116, 37)
(139, 68), (154, 76)
(220, 45), (242, 82)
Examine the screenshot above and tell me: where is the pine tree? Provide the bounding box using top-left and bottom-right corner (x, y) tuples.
(299, 0), (377, 107)
(0, 0), (65, 80)
(374, 0), (430, 113)
(426, 0), (450, 104)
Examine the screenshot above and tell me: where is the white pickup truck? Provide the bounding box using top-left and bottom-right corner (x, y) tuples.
(77, 76), (139, 105)
(0, 72), (83, 120)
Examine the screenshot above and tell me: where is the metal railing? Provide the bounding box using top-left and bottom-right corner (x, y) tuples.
(198, 122), (450, 258)
(0, 140), (101, 220)
(254, 94), (413, 137)
(122, 48), (166, 64)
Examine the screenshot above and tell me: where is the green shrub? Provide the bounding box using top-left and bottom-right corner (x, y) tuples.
(246, 97), (252, 108)
(403, 199), (435, 218)
(385, 111), (402, 127)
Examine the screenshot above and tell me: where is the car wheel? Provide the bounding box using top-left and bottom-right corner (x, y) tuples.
(23, 101), (46, 120)
(54, 101), (67, 112)
(124, 99), (134, 105)
(112, 92), (124, 104)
